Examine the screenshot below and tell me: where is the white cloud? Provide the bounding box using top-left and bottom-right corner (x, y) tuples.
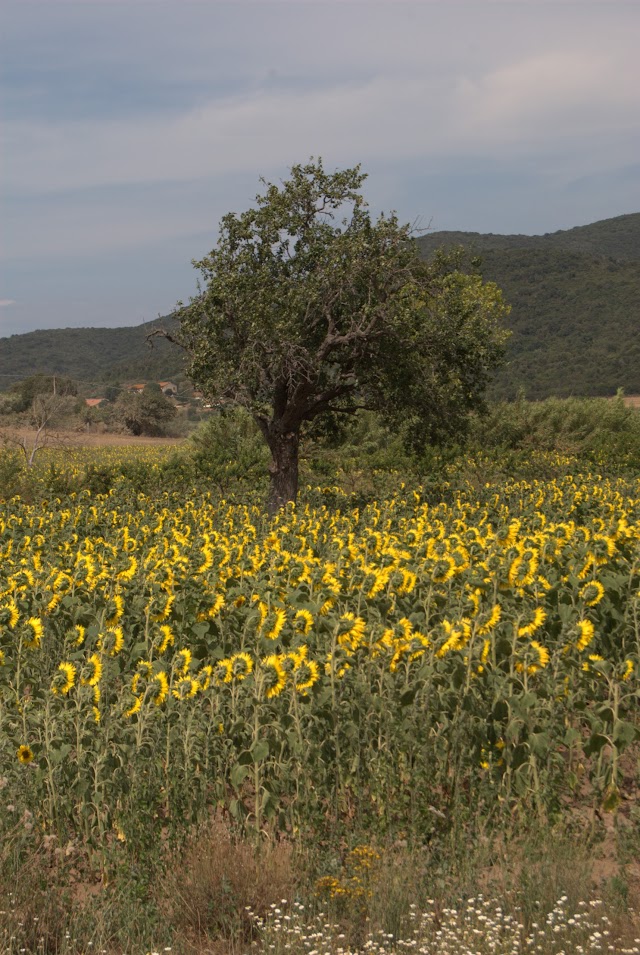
(5, 40), (639, 203)
(452, 50), (638, 145)
(2, 0), (639, 328)
(0, 299), (16, 307)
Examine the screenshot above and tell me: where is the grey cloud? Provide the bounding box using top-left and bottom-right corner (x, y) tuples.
(6, 43), (638, 202)
(2, 1), (639, 331)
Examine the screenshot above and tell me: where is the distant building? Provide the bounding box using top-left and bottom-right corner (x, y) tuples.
(123, 381), (178, 396)
(158, 381), (177, 396)
(85, 398), (108, 408)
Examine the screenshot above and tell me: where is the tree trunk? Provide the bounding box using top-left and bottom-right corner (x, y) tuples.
(266, 427), (299, 515)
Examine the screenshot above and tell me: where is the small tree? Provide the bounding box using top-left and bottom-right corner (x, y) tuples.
(115, 386), (176, 436)
(9, 375), (77, 413)
(165, 159), (510, 512)
(3, 392), (74, 467)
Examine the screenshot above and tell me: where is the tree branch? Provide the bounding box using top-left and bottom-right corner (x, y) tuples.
(146, 327), (189, 352)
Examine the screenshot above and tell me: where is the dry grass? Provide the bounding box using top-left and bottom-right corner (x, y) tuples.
(1, 426), (184, 447)
(159, 815), (295, 953)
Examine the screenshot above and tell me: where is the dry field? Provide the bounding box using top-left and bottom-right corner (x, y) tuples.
(1, 427), (185, 448)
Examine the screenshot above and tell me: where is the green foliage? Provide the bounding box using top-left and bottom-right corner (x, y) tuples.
(115, 386), (177, 436)
(418, 212), (640, 399)
(8, 374), (78, 413)
(190, 408), (269, 493)
(470, 394), (640, 469)
(3, 212), (639, 406)
(0, 318), (185, 393)
(175, 158), (509, 508)
(0, 449), (25, 500)
(178, 161), (509, 437)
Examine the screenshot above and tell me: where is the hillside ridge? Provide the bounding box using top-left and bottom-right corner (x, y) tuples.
(416, 212), (640, 399)
(1, 213), (639, 399)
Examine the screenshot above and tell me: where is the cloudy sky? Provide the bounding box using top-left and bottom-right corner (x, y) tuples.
(2, 1), (639, 337)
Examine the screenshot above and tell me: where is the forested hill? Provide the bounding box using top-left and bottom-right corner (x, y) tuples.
(0, 318), (185, 393)
(417, 212), (640, 399)
(1, 214), (639, 399)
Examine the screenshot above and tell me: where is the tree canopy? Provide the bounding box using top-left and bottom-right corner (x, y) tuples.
(169, 159), (510, 511)
(115, 385), (176, 436)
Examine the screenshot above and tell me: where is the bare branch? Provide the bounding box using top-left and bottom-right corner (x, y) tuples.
(146, 326), (189, 352)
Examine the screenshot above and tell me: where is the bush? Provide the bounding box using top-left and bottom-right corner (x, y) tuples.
(471, 393), (640, 468)
(0, 449), (24, 500)
(190, 408), (269, 493)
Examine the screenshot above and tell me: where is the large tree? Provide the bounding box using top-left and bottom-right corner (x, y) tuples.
(166, 159), (510, 512)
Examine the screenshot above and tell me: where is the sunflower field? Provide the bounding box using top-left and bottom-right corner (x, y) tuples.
(0, 452), (639, 855)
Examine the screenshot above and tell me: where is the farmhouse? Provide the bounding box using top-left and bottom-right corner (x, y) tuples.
(158, 381), (178, 395)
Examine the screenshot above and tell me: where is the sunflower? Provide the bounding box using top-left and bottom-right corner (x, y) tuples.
(576, 619), (595, 652)
(51, 662), (76, 695)
(207, 594), (225, 618)
(478, 604), (501, 636)
(294, 609), (314, 635)
(124, 696), (142, 718)
(319, 597), (335, 616)
(25, 617), (44, 648)
(292, 659), (319, 695)
(265, 608), (286, 641)
(70, 624), (86, 647)
(436, 618), (472, 657)
(46, 592), (62, 614)
(172, 676), (200, 700)
(0, 599), (20, 629)
(152, 671), (169, 705)
(175, 647), (192, 676)
(397, 568), (417, 595)
(17, 745), (34, 764)
(81, 653), (102, 687)
(105, 594), (124, 627)
(508, 550), (539, 590)
(196, 664), (213, 691)
(495, 520), (520, 548)
(97, 627), (124, 656)
(622, 659), (634, 682)
(230, 652), (253, 681)
(262, 654), (287, 699)
(582, 653), (605, 673)
(431, 555), (456, 585)
(131, 660), (153, 695)
(215, 658), (234, 685)
(368, 566), (393, 597)
(517, 607), (546, 638)
(148, 591), (175, 622)
(530, 640), (550, 669)
(579, 580), (605, 608)
(337, 613), (366, 652)
(117, 556), (138, 582)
